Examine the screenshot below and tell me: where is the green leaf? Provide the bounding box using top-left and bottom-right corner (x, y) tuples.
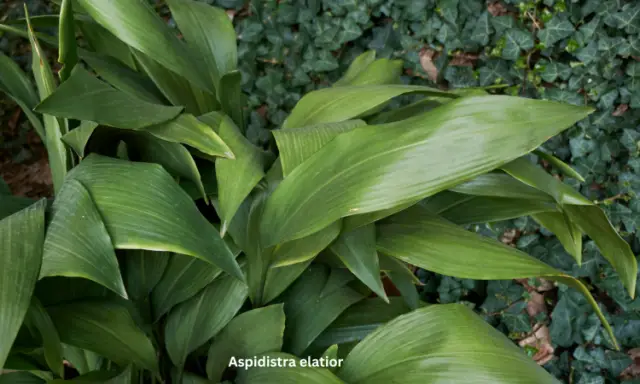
(532, 212), (582, 263)
(502, 28), (534, 61)
(311, 298), (411, 352)
(78, 21), (136, 69)
(35, 66), (183, 129)
(282, 85), (454, 129)
(50, 365), (134, 383)
(378, 255), (421, 309)
(48, 300), (157, 371)
(335, 59), (403, 87)
(537, 16), (575, 47)
(329, 224), (387, 303)
(334, 51), (376, 86)
(167, 0), (236, 89)
(25, 298), (64, 378)
(0, 196), (41, 221)
(261, 95), (593, 246)
(151, 254), (224, 319)
(61, 121), (98, 158)
(0, 372), (45, 384)
(272, 221), (342, 267)
(67, 155), (244, 281)
(273, 120), (366, 177)
(123, 250), (169, 302)
(376, 206), (618, 349)
(0, 53), (44, 139)
(533, 149), (585, 182)
(145, 114), (234, 159)
(503, 158), (637, 297)
(81, 51), (165, 104)
(165, 274), (248, 367)
(282, 265), (363, 355)
(262, 261), (313, 305)
(75, 0), (211, 92)
(470, 12), (492, 45)
(218, 71), (245, 131)
(439, 196), (559, 225)
(206, 305), (285, 381)
(58, 0), (78, 81)
(199, 112), (264, 235)
(25, 8), (68, 193)
(0, 200), (46, 368)
(236, 352), (345, 384)
(60, 345), (101, 375)
(450, 173), (555, 201)
(42, 179), (126, 297)
(338, 304), (557, 383)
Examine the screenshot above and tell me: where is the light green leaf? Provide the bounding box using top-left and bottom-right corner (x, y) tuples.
(439, 196), (559, 225)
(35, 66), (183, 129)
(236, 352), (345, 384)
(48, 300), (157, 371)
(61, 121), (98, 158)
(333, 51), (376, 87)
(282, 265), (364, 355)
(450, 173), (555, 201)
(42, 179), (126, 297)
(533, 149), (585, 182)
(503, 158), (637, 297)
(334, 56), (403, 86)
(75, 0), (211, 92)
(338, 304), (558, 383)
(342, 200), (420, 232)
(26, 8), (68, 193)
(167, 0), (236, 89)
(283, 85), (454, 129)
(58, 0), (78, 81)
(329, 224), (387, 302)
(81, 51), (165, 104)
(0, 200), (46, 368)
(261, 96), (593, 246)
(378, 255), (420, 310)
(206, 305), (285, 381)
(199, 112), (264, 235)
(376, 206), (618, 349)
(262, 260), (313, 305)
(67, 155), (244, 281)
(273, 120), (366, 177)
(532, 211), (582, 263)
(123, 250), (169, 302)
(271, 221), (342, 267)
(25, 298), (64, 378)
(145, 114), (233, 159)
(165, 274), (248, 367)
(218, 71), (245, 130)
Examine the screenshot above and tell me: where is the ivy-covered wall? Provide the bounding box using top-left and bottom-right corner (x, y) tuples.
(2, 0), (640, 382)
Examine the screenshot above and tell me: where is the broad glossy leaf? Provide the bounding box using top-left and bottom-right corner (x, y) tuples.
(61, 344), (102, 375)
(165, 274), (248, 367)
(533, 149), (585, 182)
(0, 196), (39, 220)
(272, 120), (366, 177)
(199, 112), (264, 235)
(81, 51), (164, 104)
(145, 114), (233, 159)
(439, 196), (559, 225)
(0, 200), (46, 368)
(42, 179), (126, 297)
(206, 305), (285, 381)
(35, 66), (183, 129)
(421, 191), (473, 213)
(378, 254), (420, 309)
(282, 85), (454, 129)
(333, 51), (376, 86)
(342, 200), (419, 232)
(334, 58), (403, 87)
(338, 304), (557, 383)
(0, 372), (45, 384)
(503, 158), (637, 296)
(0, 53), (44, 138)
(49, 365), (133, 383)
(26, 9), (68, 193)
(262, 260), (312, 305)
(450, 173), (555, 201)
(61, 121), (98, 158)
(237, 352), (344, 384)
(25, 298), (64, 378)
(272, 221), (342, 267)
(123, 250), (169, 302)
(282, 265), (363, 355)
(48, 300), (157, 371)
(218, 71), (245, 130)
(167, 0), (236, 88)
(532, 211), (582, 263)
(311, 298), (411, 352)
(75, 0), (210, 91)
(329, 224), (387, 302)
(262, 96), (593, 246)
(78, 21), (136, 69)
(151, 254), (224, 320)
(58, 0), (78, 81)
(368, 97), (445, 125)
(377, 207), (618, 348)
(67, 155), (244, 281)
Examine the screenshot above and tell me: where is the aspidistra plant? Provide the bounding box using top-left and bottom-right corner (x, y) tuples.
(0, 1), (635, 383)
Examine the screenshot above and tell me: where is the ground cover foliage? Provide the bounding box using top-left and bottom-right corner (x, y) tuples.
(1, 0), (640, 382)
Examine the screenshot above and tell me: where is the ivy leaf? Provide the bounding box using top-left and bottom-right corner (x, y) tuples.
(478, 59), (512, 86)
(502, 29), (534, 61)
(444, 66), (478, 88)
(314, 50), (339, 72)
(627, 62), (640, 77)
(538, 16), (575, 47)
(575, 41), (599, 64)
(339, 18), (363, 43)
(470, 12), (492, 45)
(611, 3), (640, 34)
(439, 0), (459, 24)
(541, 61), (572, 82)
(491, 16), (515, 34)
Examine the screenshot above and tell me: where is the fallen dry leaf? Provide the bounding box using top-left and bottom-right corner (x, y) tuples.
(449, 52), (479, 67)
(612, 104), (629, 117)
(488, 1), (508, 16)
(419, 48), (439, 82)
(526, 291), (547, 317)
(519, 324), (555, 366)
(621, 348), (640, 380)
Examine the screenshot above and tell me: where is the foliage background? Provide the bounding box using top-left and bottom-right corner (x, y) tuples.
(1, 0), (640, 382)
